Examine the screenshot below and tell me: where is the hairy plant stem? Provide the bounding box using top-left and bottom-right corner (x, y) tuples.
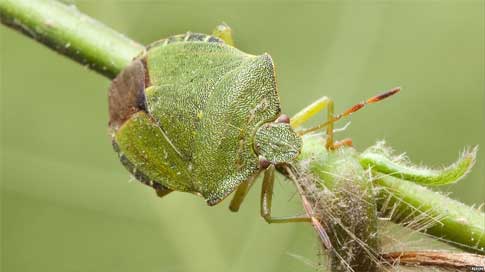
(0, 0), (144, 78)
(360, 143), (484, 253)
(374, 176), (485, 253)
(299, 136), (380, 271)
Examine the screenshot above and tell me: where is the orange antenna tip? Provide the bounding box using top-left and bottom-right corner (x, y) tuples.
(367, 86), (401, 103)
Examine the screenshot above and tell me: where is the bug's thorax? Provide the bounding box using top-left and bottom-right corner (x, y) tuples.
(253, 114), (302, 166)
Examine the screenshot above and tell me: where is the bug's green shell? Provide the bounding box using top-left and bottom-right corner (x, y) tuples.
(110, 33), (297, 205)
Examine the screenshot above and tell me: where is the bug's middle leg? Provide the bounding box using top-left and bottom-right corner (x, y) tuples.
(261, 165), (311, 223)
(229, 175), (257, 212)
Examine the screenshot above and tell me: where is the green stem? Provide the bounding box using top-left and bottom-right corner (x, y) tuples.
(0, 0), (144, 78)
(375, 176), (485, 253)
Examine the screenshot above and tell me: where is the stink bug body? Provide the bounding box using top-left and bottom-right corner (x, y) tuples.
(109, 25), (399, 238)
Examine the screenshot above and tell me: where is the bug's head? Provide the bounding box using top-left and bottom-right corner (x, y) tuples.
(254, 114), (302, 168)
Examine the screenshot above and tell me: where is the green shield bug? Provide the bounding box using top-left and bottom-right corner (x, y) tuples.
(109, 25), (399, 246)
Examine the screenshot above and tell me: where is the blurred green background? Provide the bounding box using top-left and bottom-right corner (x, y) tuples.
(1, 1), (484, 271)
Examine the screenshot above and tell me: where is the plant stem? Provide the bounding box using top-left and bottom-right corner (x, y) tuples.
(360, 142), (484, 253)
(0, 0), (144, 78)
(375, 176), (485, 253)
(299, 137), (380, 271)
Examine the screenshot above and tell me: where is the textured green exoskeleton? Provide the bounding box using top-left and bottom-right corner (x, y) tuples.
(109, 32), (301, 206)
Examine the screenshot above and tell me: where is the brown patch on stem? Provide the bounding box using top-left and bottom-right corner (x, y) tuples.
(381, 251), (485, 270)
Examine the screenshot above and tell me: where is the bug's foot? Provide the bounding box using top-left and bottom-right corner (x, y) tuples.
(331, 138), (353, 150)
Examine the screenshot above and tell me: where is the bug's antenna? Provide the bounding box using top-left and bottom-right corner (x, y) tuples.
(299, 87), (401, 136)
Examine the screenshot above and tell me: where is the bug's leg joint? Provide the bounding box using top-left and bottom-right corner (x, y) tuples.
(276, 114), (290, 124)
(259, 155), (271, 169)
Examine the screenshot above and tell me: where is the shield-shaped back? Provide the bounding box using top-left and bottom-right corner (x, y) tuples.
(112, 35), (282, 205)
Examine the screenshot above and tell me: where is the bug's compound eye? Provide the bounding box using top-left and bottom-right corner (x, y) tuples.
(259, 155), (271, 169)
(276, 114), (290, 124)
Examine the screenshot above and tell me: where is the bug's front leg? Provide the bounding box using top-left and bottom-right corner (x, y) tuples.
(260, 165), (311, 223)
(290, 96), (336, 149)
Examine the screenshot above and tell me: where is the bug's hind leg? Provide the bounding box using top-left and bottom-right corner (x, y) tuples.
(261, 165), (311, 223)
(229, 175), (257, 212)
(212, 23), (234, 46)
